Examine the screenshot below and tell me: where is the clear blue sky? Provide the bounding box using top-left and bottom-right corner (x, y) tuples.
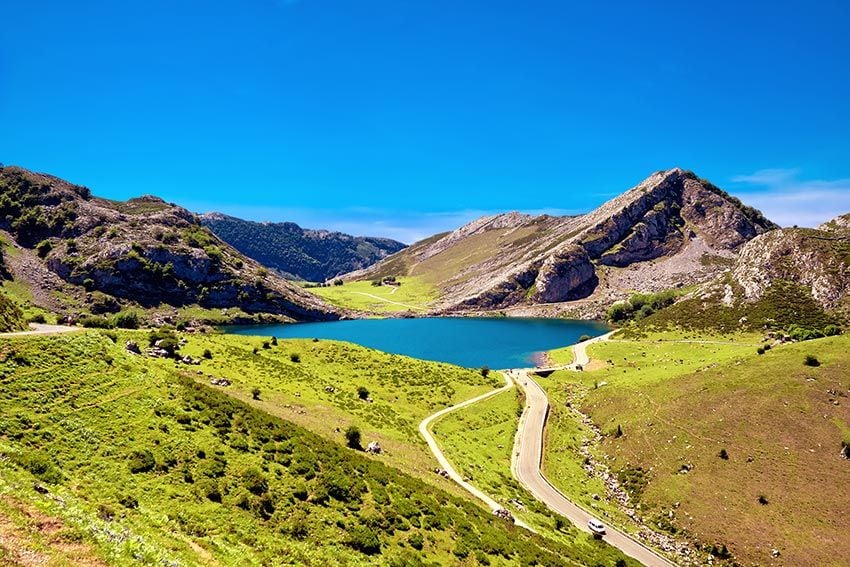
(2, 0), (849, 242)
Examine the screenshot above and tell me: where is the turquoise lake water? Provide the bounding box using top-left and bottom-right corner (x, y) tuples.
(224, 317), (609, 369)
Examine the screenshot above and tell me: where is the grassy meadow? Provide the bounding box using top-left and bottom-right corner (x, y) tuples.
(541, 332), (850, 566)
(0, 330), (634, 566)
(308, 277), (436, 313)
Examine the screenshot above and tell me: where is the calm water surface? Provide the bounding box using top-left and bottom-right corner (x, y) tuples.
(224, 317), (609, 369)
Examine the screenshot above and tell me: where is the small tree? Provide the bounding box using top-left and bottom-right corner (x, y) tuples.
(803, 354), (820, 367)
(333, 279), (344, 286)
(202, 349), (212, 359)
(357, 386), (369, 400)
(270, 336), (278, 346)
(290, 353), (301, 363)
(252, 387), (261, 400)
(345, 425), (362, 450)
(480, 365), (490, 377)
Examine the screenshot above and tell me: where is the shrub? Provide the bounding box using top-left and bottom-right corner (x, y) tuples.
(803, 355), (820, 367)
(345, 426), (362, 450)
(78, 315), (114, 329)
(35, 239), (52, 258)
(202, 349), (212, 359)
(270, 336), (278, 346)
(408, 532), (424, 550)
(119, 494), (139, 509)
(347, 524), (381, 555)
(290, 353), (300, 363)
(113, 311), (140, 329)
(480, 365), (490, 377)
(82, 278), (96, 291)
(27, 313), (46, 324)
(756, 347), (765, 355)
(357, 386), (370, 400)
(127, 450), (156, 473)
(718, 448), (729, 460)
(333, 279), (344, 286)
(12, 451), (64, 484)
(578, 334), (592, 342)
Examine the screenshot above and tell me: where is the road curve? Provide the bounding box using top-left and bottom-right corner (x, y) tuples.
(510, 334), (677, 567)
(418, 373), (532, 530)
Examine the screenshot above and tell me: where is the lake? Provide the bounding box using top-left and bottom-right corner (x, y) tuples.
(224, 317), (609, 369)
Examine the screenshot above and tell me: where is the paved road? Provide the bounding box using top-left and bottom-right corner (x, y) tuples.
(418, 373), (532, 530)
(0, 323), (81, 338)
(510, 333), (677, 567)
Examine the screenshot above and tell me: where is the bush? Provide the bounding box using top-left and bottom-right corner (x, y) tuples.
(345, 426), (362, 450)
(578, 334), (592, 342)
(803, 355), (821, 367)
(333, 279), (344, 286)
(82, 278), (95, 291)
(78, 315), (114, 329)
(113, 311), (140, 329)
(27, 313), (46, 324)
(480, 365), (490, 377)
(35, 239), (52, 258)
(12, 451), (64, 484)
(127, 450), (156, 473)
(408, 532), (424, 550)
(756, 347), (765, 355)
(202, 349), (212, 359)
(290, 353), (300, 363)
(119, 494), (139, 509)
(718, 448), (729, 460)
(347, 524), (381, 555)
(357, 386), (369, 400)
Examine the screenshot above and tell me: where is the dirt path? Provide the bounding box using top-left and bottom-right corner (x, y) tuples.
(0, 323), (81, 338)
(351, 291), (427, 311)
(418, 373), (532, 530)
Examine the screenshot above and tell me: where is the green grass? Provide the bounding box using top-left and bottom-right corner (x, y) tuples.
(177, 333), (502, 483)
(0, 331), (634, 566)
(430, 386), (641, 565)
(540, 331), (850, 566)
(547, 344), (575, 365)
(308, 277), (436, 313)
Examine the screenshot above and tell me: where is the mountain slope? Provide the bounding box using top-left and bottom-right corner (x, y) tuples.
(200, 212), (406, 282)
(0, 166), (340, 323)
(345, 169), (777, 313)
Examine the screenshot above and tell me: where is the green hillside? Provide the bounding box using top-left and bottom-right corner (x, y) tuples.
(541, 332), (850, 566)
(0, 331), (632, 566)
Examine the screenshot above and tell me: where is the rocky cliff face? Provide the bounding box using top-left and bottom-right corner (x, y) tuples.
(200, 212), (406, 282)
(0, 166), (340, 322)
(732, 225), (850, 311)
(349, 168), (777, 312)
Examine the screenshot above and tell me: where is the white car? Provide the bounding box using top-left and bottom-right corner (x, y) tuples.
(587, 518), (606, 536)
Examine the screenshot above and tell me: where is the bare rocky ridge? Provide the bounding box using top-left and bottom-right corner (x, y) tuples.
(351, 168), (777, 313)
(0, 166), (340, 322)
(732, 224), (850, 311)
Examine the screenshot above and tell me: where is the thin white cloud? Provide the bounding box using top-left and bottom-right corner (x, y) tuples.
(729, 168), (850, 228)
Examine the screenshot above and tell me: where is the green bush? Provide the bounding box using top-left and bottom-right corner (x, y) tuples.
(803, 355), (820, 367)
(78, 315), (114, 329)
(345, 425), (362, 450)
(357, 386), (370, 400)
(127, 449), (156, 473)
(12, 451), (64, 484)
(113, 311), (140, 329)
(35, 239), (52, 258)
(347, 524), (381, 555)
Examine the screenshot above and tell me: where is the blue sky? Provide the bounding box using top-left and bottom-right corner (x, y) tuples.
(2, 0), (849, 242)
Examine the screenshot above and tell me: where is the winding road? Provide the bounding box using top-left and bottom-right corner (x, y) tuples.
(418, 373), (532, 530)
(419, 331), (677, 567)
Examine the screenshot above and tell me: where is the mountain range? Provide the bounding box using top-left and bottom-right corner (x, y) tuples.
(200, 212), (406, 282)
(2, 164), (849, 330)
(348, 168), (783, 314)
